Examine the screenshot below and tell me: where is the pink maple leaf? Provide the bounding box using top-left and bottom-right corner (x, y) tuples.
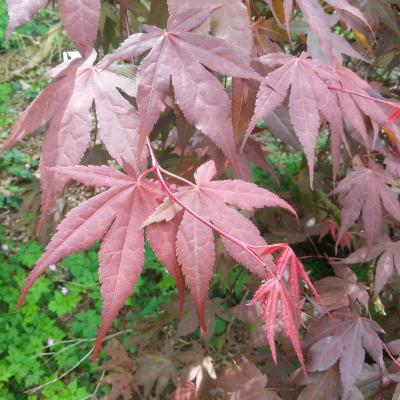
(6, 0), (100, 56)
(143, 160), (295, 330)
(16, 163), (184, 360)
(333, 163), (400, 246)
(3, 51), (143, 228)
(101, 6), (260, 177)
(244, 52), (344, 183)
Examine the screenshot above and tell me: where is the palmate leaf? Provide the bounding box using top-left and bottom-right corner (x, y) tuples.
(6, 0), (100, 55)
(231, 303), (266, 348)
(248, 244), (322, 372)
(295, 367), (342, 400)
(248, 277), (305, 371)
(177, 343), (217, 389)
(101, 6), (260, 177)
(102, 342), (136, 400)
(333, 163), (400, 246)
(3, 51), (143, 228)
(143, 160), (295, 329)
(353, 0), (400, 35)
(244, 52), (345, 182)
(218, 357), (281, 400)
(345, 236), (400, 294)
(135, 345), (178, 398)
(264, 0), (369, 57)
(16, 160), (293, 359)
(16, 164), (185, 360)
(331, 65), (400, 146)
(314, 262), (369, 311)
(245, 53), (400, 182)
(304, 306), (385, 394)
(167, 0), (253, 58)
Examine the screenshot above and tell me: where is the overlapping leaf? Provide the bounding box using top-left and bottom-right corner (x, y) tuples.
(170, 381), (198, 400)
(325, 0), (370, 28)
(101, 6), (259, 177)
(331, 65), (400, 146)
(345, 236), (400, 294)
(135, 344), (178, 398)
(6, 0), (100, 55)
(247, 244), (324, 371)
(248, 276), (305, 370)
(246, 55), (400, 182)
(264, 0), (369, 59)
(15, 164), (185, 359)
(232, 77), (259, 141)
(244, 52), (344, 182)
(167, 0), (253, 58)
(296, 367), (342, 400)
(353, 0), (400, 35)
(230, 303), (265, 348)
(319, 218), (353, 251)
(305, 307), (385, 393)
(314, 262), (369, 311)
(333, 163), (400, 246)
(143, 160), (295, 329)
(177, 343), (216, 389)
(3, 51), (143, 227)
(101, 342), (137, 400)
(175, 298), (229, 341)
(217, 357), (281, 400)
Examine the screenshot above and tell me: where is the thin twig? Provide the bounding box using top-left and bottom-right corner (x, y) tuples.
(81, 369), (106, 400)
(328, 86), (399, 109)
(26, 329), (133, 394)
(26, 349), (93, 394)
(145, 137), (271, 274)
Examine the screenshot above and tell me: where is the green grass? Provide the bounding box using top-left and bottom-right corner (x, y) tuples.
(0, 224), (179, 398)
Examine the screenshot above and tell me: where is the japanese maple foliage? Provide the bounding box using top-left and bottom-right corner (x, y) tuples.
(6, 0), (100, 55)
(2, 50), (144, 228)
(4, 0), (400, 398)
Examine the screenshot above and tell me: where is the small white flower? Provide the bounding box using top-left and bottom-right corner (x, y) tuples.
(1, 244), (9, 252)
(60, 287), (68, 295)
(47, 338), (54, 347)
(49, 264), (57, 271)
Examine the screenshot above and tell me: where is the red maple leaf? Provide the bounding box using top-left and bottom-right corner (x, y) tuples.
(101, 6), (260, 176)
(218, 356), (280, 400)
(304, 306), (385, 394)
(16, 163), (184, 360)
(333, 163), (400, 246)
(3, 51), (143, 228)
(319, 218), (353, 251)
(248, 244), (322, 372)
(244, 52), (344, 183)
(345, 236), (400, 294)
(248, 277), (305, 371)
(143, 160), (295, 330)
(167, 0), (253, 58)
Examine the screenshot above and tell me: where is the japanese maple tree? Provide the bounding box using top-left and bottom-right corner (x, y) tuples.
(3, 0), (400, 398)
